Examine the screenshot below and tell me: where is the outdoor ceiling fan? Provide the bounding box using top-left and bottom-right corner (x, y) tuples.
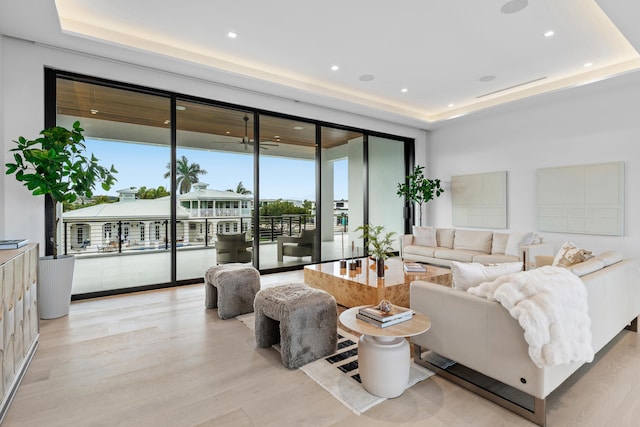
(241, 115), (279, 151)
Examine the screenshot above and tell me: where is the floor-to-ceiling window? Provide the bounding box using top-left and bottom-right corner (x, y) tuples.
(50, 70), (414, 297)
(174, 101), (254, 280)
(368, 136), (407, 252)
(55, 76), (172, 296)
(319, 127), (364, 262)
(258, 115), (317, 270)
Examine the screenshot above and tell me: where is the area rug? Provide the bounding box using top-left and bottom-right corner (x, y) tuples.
(236, 313), (434, 415)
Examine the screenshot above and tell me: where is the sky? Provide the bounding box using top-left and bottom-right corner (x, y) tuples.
(85, 138), (348, 201)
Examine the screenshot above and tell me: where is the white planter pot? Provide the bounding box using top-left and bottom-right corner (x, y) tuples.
(38, 255), (75, 319)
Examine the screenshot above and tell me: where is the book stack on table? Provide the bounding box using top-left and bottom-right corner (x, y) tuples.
(356, 304), (414, 328)
(0, 239), (28, 250)
(403, 262), (426, 272)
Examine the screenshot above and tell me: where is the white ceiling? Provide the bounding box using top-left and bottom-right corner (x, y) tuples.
(3, 0), (640, 128)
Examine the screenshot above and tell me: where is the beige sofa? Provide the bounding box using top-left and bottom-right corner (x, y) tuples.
(402, 227), (552, 270)
(409, 251), (640, 426)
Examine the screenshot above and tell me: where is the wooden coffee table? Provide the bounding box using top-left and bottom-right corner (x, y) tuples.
(303, 257), (451, 308)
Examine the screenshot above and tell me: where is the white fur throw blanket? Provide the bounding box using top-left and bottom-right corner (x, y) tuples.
(467, 266), (594, 368)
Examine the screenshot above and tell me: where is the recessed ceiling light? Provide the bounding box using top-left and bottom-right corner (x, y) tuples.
(584, 62), (593, 68)
(359, 74), (375, 82)
(227, 32), (237, 39)
(331, 65), (339, 71)
(176, 105), (186, 111)
(293, 126), (304, 130)
(479, 75), (496, 82)
(90, 109), (98, 115)
(226, 131), (230, 134)
(544, 30), (555, 37)
(448, 103), (455, 108)
(401, 88), (408, 93)
(274, 135), (280, 139)
(501, 0), (528, 14)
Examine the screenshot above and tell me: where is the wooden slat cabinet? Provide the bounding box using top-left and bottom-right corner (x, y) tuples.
(0, 244), (39, 421)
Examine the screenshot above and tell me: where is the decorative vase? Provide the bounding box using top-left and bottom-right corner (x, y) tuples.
(376, 257), (385, 278)
(38, 255), (75, 319)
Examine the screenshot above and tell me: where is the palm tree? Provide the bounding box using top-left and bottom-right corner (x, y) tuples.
(164, 155), (207, 194)
(227, 181), (252, 195)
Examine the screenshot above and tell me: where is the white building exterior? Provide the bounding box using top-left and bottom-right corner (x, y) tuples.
(63, 183), (253, 253)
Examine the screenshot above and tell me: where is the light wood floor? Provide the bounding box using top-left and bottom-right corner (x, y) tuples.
(4, 270), (640, 426)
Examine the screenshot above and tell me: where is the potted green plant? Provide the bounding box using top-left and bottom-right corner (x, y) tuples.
(396, 165), (444, 226)
(5, 121), (117, 319)
(355, 224), (396, 278)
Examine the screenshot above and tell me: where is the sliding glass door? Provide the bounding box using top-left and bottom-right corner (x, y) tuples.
(175, 101), (254, 280)
(258, 115), (317, 270)
(319, 127), (365, 262)
(368, 136), (406, 253)
(56, 77), (172, 295)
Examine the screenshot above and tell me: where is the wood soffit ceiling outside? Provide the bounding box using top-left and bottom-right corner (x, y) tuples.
(56, 79), (363, 150)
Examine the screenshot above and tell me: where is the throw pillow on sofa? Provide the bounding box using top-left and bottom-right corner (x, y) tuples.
(451, 261), (524, 291)
(436, 228), (455, 248)
(552, 241), (594, 268)
(491, 233), (510, 255)
(413, 226), (437, 247)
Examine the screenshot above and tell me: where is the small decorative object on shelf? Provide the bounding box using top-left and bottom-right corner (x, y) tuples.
(0, 239), (28, 250)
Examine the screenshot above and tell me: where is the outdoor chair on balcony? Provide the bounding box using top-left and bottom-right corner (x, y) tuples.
(277, 229), (315, 262)
(216, 232), (253, 264)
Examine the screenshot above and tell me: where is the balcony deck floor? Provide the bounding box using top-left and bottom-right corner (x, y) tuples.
(72, 235), (367, 294)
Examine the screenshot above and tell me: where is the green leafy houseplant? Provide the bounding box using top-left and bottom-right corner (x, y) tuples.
(355, 224), (396, 260)
(5, 121), (117, 258)
(396, 165), (444, 226)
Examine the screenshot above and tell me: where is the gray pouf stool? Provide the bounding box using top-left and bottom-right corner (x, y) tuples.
(254, 283), (337, 369)
(204, 263), (260, 319)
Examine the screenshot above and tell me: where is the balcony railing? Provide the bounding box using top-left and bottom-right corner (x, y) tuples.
(182, 208), (251, 217)
(62, 213), (345, 256)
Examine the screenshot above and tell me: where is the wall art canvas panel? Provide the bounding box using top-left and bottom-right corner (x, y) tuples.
(537, 162), (624, 235)
(452, 171), (507, 229)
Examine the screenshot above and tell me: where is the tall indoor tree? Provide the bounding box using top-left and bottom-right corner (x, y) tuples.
(396, 165), (444, 226)
(5, 121), (117, 319)
(6, 121), (118, 258)
(164, 155), (207, 194)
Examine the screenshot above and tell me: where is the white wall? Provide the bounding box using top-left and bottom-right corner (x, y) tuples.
(0, 36), (427, 253)
(427, 69), (640, 259)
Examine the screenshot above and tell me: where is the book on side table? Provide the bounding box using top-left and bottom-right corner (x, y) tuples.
(0, 239), (28, 250)
(357, 304), (414, 328)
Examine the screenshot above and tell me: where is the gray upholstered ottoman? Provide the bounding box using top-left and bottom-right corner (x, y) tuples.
(254, 283), (337, 369)
(204, 263), (261, 319)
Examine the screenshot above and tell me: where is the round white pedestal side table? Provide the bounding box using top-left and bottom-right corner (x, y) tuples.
(339, 306), (431, 398)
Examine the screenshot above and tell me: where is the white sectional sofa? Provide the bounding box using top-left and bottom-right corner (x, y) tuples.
(409, 251), (640, 426)
(402, 227), (552, 270)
